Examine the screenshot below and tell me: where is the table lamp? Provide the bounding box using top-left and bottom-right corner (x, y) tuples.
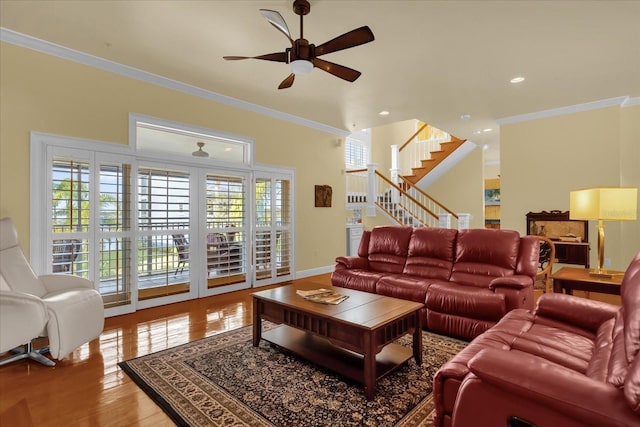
(570, 187), (638, 277)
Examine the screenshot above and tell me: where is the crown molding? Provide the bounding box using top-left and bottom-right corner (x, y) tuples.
(622, 97), (640, 107)
(497, 96), (638, 126)
(0, 27), (350, 137)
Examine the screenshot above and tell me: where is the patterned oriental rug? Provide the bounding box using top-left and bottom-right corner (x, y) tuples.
(119, 323), (467, 427)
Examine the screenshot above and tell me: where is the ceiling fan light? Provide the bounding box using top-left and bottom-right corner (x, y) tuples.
(290, 60), (313, 75)
(192, 142), (209, 158)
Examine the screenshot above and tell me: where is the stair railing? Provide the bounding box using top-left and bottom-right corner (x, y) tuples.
(395, 123), (450, 176)
(399, 176), (459, 228)
(347, 166), (460, 227)
(374, 170), (440, 227)
(345, 168), (368, 205)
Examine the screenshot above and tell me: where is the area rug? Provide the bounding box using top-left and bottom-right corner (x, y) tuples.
(119, 323), (466, 426)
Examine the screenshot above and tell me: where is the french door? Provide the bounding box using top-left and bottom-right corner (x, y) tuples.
(39, 139), (292, 316)
(254, 173), (293, 286)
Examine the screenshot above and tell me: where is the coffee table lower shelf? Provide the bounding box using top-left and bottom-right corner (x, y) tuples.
(262, 325), (413, 387)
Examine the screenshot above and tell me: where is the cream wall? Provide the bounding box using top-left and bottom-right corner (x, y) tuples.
(484, 163), (500, 181)
(501, 105), (640, 271)
(0, 42), (346, 272)
(426, 147), (485, 229)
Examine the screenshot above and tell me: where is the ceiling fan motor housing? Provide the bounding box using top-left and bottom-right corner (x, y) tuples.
(287, 39), (313, 63)
(293, 0), (310, 16)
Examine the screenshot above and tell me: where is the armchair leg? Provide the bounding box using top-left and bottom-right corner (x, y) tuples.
(0, 341), (55, 367)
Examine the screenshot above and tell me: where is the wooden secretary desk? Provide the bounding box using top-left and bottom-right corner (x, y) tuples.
(526, 210), (590, 268)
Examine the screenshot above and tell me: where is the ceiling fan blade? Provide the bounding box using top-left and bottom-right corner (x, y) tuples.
(314, 26), (375, 57)
(278, 74), (295, 90)
(312, 58), (362, 82)
(223, 52), (288, 62)
(260, 9), (294, 44)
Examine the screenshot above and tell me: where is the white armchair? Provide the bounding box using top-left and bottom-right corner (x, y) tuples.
(0, 217), (104, 366)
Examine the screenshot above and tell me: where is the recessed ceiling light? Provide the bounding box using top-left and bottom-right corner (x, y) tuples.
(473, 130), (482, 135)
(510, 76), (525, 83)
(460, 114), (471, 120)
(378, 110), (390, 116)
(483, 128), (493, 132)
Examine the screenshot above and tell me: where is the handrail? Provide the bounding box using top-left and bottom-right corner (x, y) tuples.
(375, 170), (439, 219)
(346, 168), (367, 174)
(399, 176), (458, 219)
(398, 122), (429, 152)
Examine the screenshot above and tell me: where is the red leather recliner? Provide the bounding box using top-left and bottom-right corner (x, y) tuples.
(433, 251), (640, 427)
(332, 226), (538, 340)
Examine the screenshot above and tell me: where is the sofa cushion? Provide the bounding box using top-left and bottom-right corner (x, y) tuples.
(625, 351), (640, 414)
(607, 311), (628, 387)
(427, 283), (506, 321)
(376, 275), (431, 303)
(357, 230), (371, 257)
(403, 227), (457, 280)
(330, 269), (383, 293)
(367, 225), (413, 273)
(451, 229), (520, 287)
(587, 316), (616, 382)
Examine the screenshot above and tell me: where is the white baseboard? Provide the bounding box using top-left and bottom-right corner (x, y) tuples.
(295, 265), (334, 278)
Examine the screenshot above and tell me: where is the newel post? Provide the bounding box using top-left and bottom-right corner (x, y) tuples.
(390, 144), (400, 204)
(366, 163), (377, 217)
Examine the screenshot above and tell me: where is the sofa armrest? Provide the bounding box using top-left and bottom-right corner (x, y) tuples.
(488, 275), (532, 290)
(535, 293), (618, 332)
(460, 348), (638, 426)
(334, 256), (369, 270)
(40, 274), (95, 292)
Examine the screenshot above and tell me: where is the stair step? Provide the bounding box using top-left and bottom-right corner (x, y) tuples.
(409, 138), (466, 183)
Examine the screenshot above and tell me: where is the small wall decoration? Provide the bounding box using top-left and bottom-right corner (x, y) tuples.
(484, 188), (500, 206)
(315, 185), (332, 207)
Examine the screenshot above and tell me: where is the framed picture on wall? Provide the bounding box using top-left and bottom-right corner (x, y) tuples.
(484, 188), (500, 206)
(315, 185), (332, 207)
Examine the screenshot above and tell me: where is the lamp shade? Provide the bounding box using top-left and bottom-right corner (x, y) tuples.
(570, 187), (638, 220)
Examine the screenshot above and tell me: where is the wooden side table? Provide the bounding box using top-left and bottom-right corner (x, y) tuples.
(552, 267), (625, 295)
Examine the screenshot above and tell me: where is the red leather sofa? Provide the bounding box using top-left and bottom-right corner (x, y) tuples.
(332, 225), (539, 340)
(433, 251), (640, 427)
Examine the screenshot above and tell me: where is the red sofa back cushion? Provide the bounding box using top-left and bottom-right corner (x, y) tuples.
(367, 225), (413, 273)
(451, 229), (520, 287)
(404, 227), (457, 280)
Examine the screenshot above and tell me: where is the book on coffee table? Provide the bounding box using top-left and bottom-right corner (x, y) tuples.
(296, 289), (349, 305)
(296, 288), (333, 298)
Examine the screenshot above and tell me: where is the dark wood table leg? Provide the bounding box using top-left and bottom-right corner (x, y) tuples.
(252, 297), (261, 347)
(413, 312), (423, 365)
(363, 332), (376, 400)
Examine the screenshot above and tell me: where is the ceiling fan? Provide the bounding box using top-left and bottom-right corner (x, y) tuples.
(192, 142), (209, 157)
(223, 0), (375, 89)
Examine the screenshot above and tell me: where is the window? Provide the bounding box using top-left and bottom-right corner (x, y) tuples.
(205, 174), (247, 288)
(31, 116), (293, 316)
(51, 159), (90, 276)
(345, 129), (370, 169)
(136, 167), (191, 300)
(254, 175), (292, 284)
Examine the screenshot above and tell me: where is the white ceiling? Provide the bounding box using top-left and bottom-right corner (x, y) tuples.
(2, 1), (639, 166)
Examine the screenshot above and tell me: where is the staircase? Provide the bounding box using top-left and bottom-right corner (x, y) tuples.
(402, 136), (466, 184)
(346, 121), (470, 228)
(377, 189), (421, 226)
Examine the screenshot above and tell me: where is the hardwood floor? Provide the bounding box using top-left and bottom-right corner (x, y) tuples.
(0, 274), (333, 426)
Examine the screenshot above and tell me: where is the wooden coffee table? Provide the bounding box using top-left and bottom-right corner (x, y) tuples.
(252, 283), (423, 400)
